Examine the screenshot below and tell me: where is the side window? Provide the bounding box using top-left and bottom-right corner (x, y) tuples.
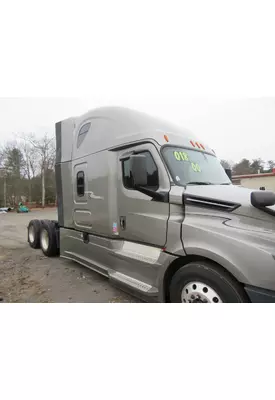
(77, 122), (91, 148)
(122, 151), (159, 190)
(77, 171), (85, 196)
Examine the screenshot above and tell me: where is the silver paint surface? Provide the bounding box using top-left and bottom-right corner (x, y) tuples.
(55, 106), (275, 301)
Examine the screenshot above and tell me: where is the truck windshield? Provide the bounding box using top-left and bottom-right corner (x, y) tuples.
(162, 146), (231, 186)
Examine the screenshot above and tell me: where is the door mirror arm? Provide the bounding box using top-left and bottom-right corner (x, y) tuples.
(134, 185), (168, 203)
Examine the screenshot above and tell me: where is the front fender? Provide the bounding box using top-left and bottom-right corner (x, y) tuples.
(184, 245), (249, 283)
(182, 214), (275, 291)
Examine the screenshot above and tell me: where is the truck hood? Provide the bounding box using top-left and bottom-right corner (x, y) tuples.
(184, 184), (275, 221)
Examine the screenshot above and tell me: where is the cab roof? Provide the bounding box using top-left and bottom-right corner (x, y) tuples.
(75, 106), (194, 138)
(72, 106), (213, 154)
(57, 106), (214, 162)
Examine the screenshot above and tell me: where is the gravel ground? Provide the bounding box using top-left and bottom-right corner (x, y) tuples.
(0, 209), (139, 303)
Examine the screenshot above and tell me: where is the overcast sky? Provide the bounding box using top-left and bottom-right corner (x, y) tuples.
(0, 97), (274, 163)
(1, 1), (275, 164)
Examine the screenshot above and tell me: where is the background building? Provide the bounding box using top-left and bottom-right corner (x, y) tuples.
(232, 169), (275, 191)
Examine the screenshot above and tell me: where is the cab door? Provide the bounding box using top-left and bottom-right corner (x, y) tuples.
(117, 142), (170, 247)
(72, 160), (92, 230)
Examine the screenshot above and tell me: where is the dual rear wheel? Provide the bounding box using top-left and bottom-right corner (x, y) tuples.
(27, 219), (59, 257)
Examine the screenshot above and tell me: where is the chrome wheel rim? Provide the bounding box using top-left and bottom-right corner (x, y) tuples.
(181, 281), (223, 303)
(29, 226), (35, 243)
(41, 229), (49, 251)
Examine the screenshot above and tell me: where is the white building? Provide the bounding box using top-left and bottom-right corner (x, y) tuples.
(232, 170), (275, 191)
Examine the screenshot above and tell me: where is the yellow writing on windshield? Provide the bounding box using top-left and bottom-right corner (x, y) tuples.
(173, 151), (189, 161)
(191, 163), (201, 172)
(173, 151), (201, 172)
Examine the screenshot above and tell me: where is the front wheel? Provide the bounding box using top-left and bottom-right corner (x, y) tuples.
(169, 261), (249, 303)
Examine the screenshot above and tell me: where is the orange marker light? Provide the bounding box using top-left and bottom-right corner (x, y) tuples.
(195, 142), (201, 149)
(190, 140), (196, 147)
(164, 134), (169, 142)
(200, 143), (205, 150)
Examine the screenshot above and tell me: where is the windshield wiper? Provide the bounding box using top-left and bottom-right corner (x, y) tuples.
(186, 181), (213, 186)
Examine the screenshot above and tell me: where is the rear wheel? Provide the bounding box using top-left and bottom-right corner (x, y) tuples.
(27, 219), (42, 249)
(169, 261), (249, 303)
(40, 220), (59, 257)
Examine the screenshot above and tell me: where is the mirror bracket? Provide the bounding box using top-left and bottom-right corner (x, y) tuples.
(134, 185), (169, 203)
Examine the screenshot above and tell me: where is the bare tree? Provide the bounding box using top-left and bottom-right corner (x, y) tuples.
(267, 160), (275, 172)
(232, 158), (252, 175)
(220, 159), (232, 170)
(0, 142), (26, 205)
(18, 136), (40, 203)
(21, 133), (56, 207)
(250, 158), (264, 174)
(0, 147), (4, 167)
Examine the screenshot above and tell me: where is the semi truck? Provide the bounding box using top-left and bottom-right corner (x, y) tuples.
(27, 106), (275, 303)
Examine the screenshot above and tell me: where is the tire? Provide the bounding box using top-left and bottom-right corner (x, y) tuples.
(27, 219), (42, 249)
(169, 261), (249, 303)
(40, 220), (59, 257)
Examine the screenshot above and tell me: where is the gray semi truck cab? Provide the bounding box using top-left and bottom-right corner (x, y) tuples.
(27, 107), (275, 302)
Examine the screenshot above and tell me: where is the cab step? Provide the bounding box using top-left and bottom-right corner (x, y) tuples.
(109, 271), (158, 295)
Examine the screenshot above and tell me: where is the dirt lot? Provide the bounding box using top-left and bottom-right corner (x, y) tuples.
(0, 209), (139, 303)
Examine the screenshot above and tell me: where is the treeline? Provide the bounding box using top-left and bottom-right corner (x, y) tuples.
(221, 158), (275, 176)
(0, 133), (56, 207)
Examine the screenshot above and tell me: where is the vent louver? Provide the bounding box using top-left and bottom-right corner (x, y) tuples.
(184, 194), (241, 212)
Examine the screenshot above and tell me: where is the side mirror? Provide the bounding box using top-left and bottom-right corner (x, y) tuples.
(129, 154), (147, 187)
(225, 168), (232, 180)
(251, 191), (275, 208)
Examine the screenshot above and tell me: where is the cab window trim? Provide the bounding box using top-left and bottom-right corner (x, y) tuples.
(77, 122), (91, 148)
(78, 122), (91, 136)
(76, 171), (85, 197)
